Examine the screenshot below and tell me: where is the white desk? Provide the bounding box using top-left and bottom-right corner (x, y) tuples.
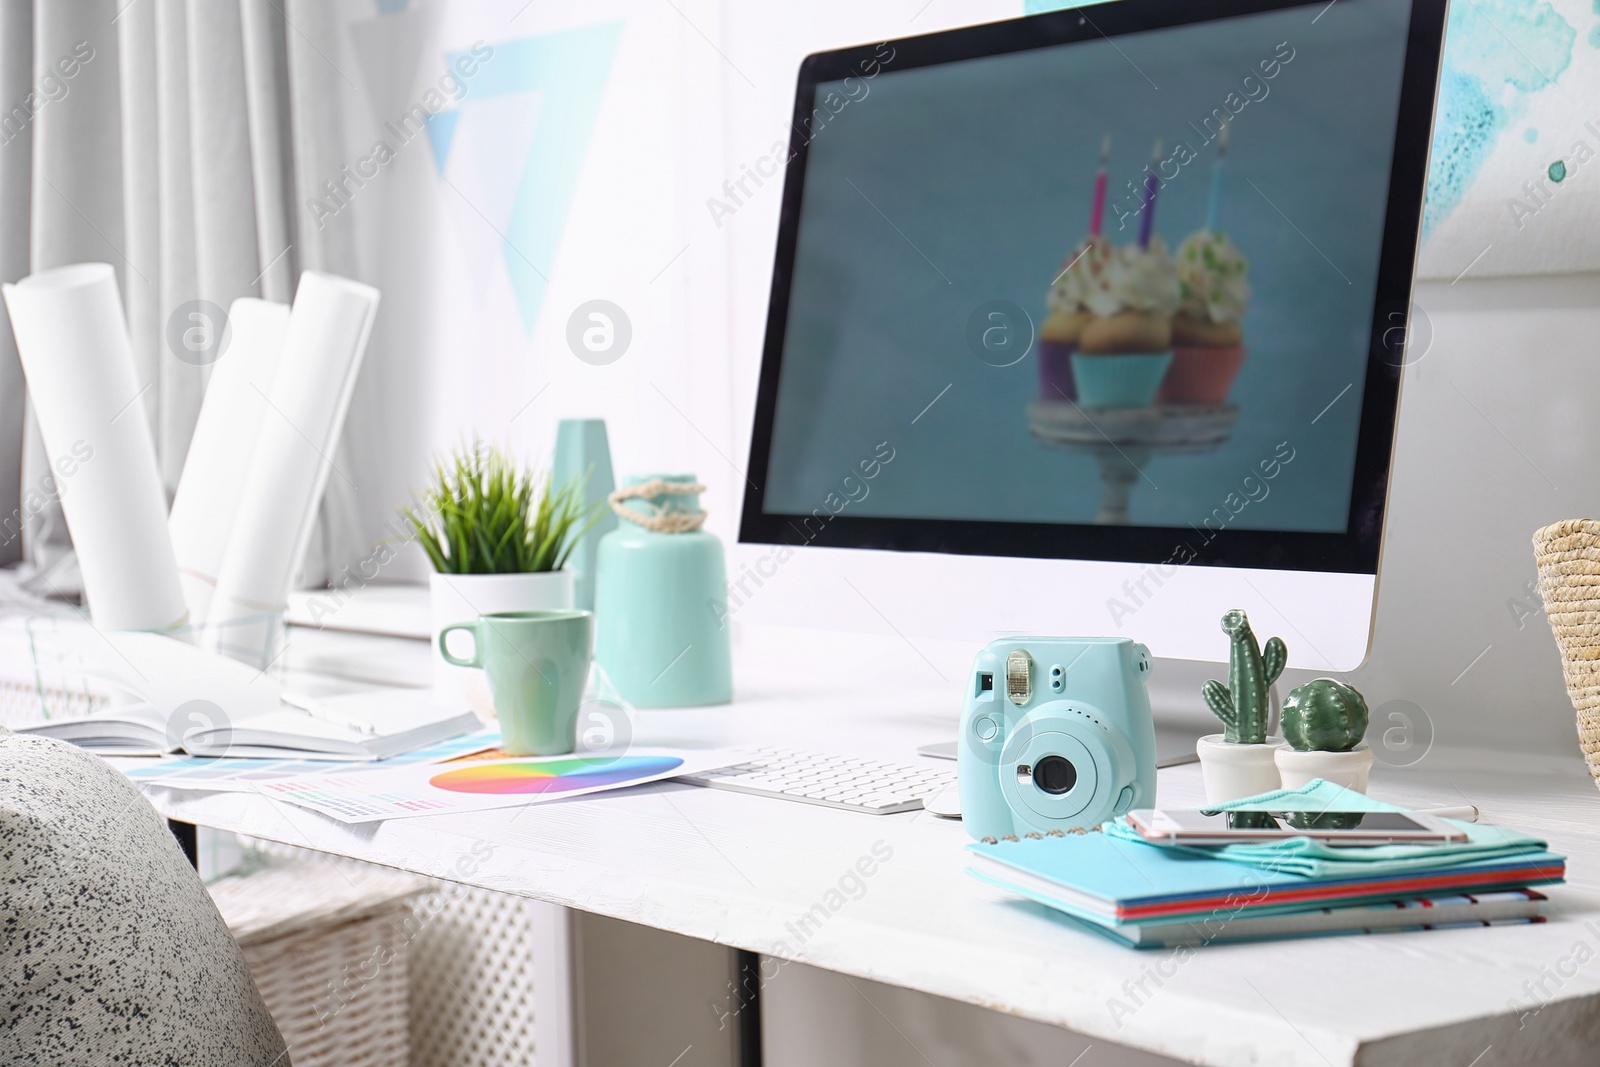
(148, 624), (1600, 1067)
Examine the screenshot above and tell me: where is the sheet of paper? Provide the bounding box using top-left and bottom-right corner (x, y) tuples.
(121, 729), (502, 792)
(252, 747), (740, 824)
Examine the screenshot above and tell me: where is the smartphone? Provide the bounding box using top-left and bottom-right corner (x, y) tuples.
(1126, 807), (1469, 846)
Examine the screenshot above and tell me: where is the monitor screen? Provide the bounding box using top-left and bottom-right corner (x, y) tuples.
(740, 0), (1445, 575)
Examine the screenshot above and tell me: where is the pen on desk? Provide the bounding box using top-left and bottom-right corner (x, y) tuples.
(1414, 804), (1480, 823)
(281, 691), (378, 736)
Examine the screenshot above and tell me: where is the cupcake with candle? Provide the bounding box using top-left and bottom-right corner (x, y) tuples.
(1070, 238), (1180, 407)
(1159, 229), (1250, 405)
(1039, 235), (1114, 401)
(1070, 140), (1179, 408)
(1038, 137), (1113, 402)
(1158, 123), (1249, 405)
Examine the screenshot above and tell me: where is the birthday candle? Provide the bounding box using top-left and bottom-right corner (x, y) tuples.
(1206, 122), (1231, 232)
(1089, 135), (1110, 238)
(1138, 140), (1162, 249)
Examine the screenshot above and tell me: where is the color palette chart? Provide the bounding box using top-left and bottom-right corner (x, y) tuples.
(430, 755), (683, 795)
(255, 748), (734, 824)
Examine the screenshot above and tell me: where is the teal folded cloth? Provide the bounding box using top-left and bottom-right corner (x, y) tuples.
(1106, 778), (1551, 879)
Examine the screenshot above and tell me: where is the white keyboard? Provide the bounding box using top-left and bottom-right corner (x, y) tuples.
(681, 747), (957, 814)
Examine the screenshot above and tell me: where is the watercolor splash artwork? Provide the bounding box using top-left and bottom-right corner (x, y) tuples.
(1423, 0), (1575, 237)
(1024, 0), (1600, 277)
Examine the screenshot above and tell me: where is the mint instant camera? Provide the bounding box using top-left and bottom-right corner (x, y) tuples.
(958, 637), (1157, 839)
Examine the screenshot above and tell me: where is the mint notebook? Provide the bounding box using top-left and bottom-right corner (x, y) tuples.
(966, 832), (1565, 927)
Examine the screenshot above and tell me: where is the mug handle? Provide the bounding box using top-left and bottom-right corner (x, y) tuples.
(438, 622), (482, 668)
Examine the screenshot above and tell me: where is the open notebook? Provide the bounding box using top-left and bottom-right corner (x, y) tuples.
(15, 629), (477, 760)
(19, 689), (480, 761)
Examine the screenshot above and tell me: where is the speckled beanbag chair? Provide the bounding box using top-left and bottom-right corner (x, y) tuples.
(0, 733), (290, 1065)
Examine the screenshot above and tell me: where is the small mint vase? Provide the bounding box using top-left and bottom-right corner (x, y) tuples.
(551, 419), (618, 612)
(594, 474), (733, 707)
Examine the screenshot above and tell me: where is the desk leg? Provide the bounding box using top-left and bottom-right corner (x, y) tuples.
(737, 950), (763, 1067)
(168, 819), (198, 869)
(532, 900), (578, 1067)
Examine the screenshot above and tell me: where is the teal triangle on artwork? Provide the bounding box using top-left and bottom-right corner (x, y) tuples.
(447, 23), (623, 337)
(424, 109), (460, 175)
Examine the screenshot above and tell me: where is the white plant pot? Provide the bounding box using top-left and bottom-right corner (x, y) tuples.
(430, 570), (577, 719)
(1196, 734), (1288, 805)
(1275, 744), (1374, 793)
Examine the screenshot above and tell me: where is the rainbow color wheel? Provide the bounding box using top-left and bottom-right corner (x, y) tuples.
(429, 755), (684, 795)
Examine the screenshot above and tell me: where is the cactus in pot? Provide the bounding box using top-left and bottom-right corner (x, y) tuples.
(1275, 677), (1375, 793)
(1201, 609), (1286, 745)
(1281, 678), (1369, 752)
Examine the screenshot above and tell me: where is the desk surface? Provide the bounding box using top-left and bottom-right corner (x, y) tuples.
(148, 624), (1600, 1067)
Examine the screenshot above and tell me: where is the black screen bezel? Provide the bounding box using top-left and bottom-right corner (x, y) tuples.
(738, 0), (1448, 575)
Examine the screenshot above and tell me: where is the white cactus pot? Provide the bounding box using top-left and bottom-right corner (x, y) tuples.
(1196, 734), (1288, 805)
(1275, 744), (1374, 793)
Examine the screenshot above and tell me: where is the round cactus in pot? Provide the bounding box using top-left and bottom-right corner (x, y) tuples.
(1281, 679), (1369, 753)
(1275, 678), (1375, 792)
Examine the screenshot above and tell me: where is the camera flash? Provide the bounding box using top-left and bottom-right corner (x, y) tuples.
(1006, 649), (1031, 705)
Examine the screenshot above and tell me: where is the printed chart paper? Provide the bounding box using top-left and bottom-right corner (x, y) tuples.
(121, 730), (502, 792)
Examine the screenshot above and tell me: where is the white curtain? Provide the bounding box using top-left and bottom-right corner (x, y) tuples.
(0, 0), (361, 590)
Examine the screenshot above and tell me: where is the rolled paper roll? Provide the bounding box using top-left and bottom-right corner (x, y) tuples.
(206, 271), (380, 665)
(2, 263), (188, 633)
(168, 298), (291, 626)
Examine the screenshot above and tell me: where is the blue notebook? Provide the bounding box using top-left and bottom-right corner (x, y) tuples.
(966, 832), (1565, 928)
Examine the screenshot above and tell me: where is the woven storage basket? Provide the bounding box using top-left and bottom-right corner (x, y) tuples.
(209, 857), (429, 1067)
(241, 843), (544, 1067)
(1533, 519), (1600, 791)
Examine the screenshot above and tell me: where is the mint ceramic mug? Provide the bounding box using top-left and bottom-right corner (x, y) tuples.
(438, 610), (594, 756)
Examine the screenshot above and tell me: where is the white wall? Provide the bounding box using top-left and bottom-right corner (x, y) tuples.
(1346, 273), (1600, 759)
(313, 0), (1020, 582)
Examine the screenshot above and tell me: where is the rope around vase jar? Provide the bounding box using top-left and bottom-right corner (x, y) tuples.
(608, 479), (708, 533)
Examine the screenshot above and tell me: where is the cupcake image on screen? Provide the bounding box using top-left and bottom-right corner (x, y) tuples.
(1160, 229), (1250, 405)
(1039, 136), (1117, 402)
(1039, 236), (1114, 402)
(1070, 238), (1180, 408)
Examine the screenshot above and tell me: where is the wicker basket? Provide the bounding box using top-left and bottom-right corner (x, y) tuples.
(232, 843), (545, 1067)
(1533, 519), (1600, 791)
(209, 857), (429, 1067)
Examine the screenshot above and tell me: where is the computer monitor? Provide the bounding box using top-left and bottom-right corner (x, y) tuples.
(736, 0), (1447, 672)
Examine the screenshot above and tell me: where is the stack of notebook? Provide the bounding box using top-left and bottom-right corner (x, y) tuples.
(966, 785), (1564, 949)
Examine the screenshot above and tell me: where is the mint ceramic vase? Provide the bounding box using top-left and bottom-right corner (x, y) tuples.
(594, 474), (733, 707)
(551, 419), (618, 613)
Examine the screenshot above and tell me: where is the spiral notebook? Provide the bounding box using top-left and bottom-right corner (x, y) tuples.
(966, 831), (1564, 945)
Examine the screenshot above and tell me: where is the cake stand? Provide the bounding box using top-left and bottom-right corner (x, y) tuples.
(1026, 400), (1239, 524)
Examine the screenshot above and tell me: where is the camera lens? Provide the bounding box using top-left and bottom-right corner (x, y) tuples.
(1032, 755), (1077, 795)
